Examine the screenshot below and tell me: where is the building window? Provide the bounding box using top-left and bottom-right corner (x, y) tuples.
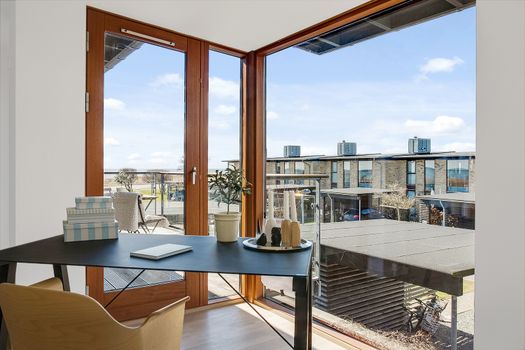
(447, 159), (469, 192)
(275, 162), (281, 185)
(343, 161), (351, 188)
(407, 160), (416, 194)
(358, 160), (372, 188)
(424, 160), (435, 194)
(295, 162), (304, 185)
(284, 162), (291, 185)
(331, 162), (338, 188)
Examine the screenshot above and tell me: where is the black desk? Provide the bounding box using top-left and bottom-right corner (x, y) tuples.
(0, 234), (313, 349)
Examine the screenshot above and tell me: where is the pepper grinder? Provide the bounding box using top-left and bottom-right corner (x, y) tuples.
(290, 191), (301, 247)
(281, 191), (291, 247)
(264, 191), (277, 246)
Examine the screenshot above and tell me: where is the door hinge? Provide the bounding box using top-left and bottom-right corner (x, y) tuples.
(85, 285), (89, 295)
(86, 31), (89, 52)
(85, 91), (90, 113)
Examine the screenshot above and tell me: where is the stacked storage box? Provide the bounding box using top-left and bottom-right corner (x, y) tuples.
(63, 197), (119, 242)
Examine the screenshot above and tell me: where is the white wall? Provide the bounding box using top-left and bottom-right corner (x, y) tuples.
(0, 0), (16, 250)
(476, 1), (525, 349)
(4, 0), (87, 292)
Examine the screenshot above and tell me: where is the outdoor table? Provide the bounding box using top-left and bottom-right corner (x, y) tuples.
(320, 219), (474, 350)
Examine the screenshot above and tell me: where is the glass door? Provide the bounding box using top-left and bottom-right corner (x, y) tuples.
(86, 8), (208, 320)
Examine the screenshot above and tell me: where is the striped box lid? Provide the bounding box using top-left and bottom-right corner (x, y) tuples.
(66, 207), (115, 215)
(63, 220), (119, 242)
(75, 196), (113, 203)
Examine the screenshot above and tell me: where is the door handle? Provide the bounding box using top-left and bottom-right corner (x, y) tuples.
(191, 166), (197, 185)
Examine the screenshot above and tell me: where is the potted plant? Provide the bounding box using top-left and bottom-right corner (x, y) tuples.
(208, 166), (251, 242)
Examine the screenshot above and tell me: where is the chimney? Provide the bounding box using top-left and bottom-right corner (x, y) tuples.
(337, 140), (357, 156)
(284, 145), (301, 157)
(408, 137), (431, 154)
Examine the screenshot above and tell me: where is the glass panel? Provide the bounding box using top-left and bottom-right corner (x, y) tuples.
(264, 4), (475, 348)
(343, 161), (351, 188)
(358, 160), (373, 188)
(331, 161), (338, 188)
(103, 32), (186, 291)
(425, 160), (435, 194)
(207, 50), (241, 300)
(447, 159), (470, 192)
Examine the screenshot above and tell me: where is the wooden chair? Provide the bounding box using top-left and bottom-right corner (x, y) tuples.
(0, 283), (189, 350)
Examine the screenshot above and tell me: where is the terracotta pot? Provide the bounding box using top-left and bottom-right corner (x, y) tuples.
(214, 212), (241, 242)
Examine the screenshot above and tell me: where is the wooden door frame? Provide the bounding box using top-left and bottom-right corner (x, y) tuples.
(85, 7), (217, 319)
(85, 0), (407, 316)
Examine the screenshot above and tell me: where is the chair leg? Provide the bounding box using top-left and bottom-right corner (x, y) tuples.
(150, 221), (160, 233)
(140, 224), (150, 234)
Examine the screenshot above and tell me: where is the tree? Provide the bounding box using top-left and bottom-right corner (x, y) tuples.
(381, 184), (415, 221)
(114, 168), (137, 192)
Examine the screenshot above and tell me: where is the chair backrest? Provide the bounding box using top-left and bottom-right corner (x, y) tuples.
(113, 191), (140, 232)
(0, 283), (188, 350)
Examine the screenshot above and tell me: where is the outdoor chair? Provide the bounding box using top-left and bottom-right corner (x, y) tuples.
(113, 191), (140, 233)
(137, 194), (168, 233)
(0, 283), (189, 350)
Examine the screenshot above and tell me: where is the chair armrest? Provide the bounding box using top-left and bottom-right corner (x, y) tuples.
(139, 296), (189, 350)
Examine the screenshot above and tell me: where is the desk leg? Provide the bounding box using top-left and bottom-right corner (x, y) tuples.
(53, 264), (70, 291)
(293, 266), (312, 350)
(0, 262), (16, 350)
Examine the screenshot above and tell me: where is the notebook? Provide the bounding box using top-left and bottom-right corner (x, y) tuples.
(130, 243), (192, 260)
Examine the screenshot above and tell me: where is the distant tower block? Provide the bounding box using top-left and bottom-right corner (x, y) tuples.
(337, 140), (357, 156)
(408, 137), (431, 154)
(284, 145), (301, 157)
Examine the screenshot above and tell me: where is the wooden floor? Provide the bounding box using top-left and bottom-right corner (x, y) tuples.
(126, 302), (362, 350)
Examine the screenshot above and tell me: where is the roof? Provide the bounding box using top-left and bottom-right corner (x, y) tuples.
(266, 184), (313, 191)
(297, 0), (475, 55)
(320, 219), (474, 295)
(321, 187), (391, 197)
(417, 192), (476, 204)
(224, 151), (475, 163)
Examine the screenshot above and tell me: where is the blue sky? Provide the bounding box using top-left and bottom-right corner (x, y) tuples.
(104, 6), (475, 169)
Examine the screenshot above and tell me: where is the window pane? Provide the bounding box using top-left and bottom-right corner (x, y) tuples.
(425, 160), (435, 194)
(358, 160), (372, 188)
(343, 161), (351, 188)
(264, 4), (476, 348)
(447, 159), (470, 192)
(207, 50), (241, 300)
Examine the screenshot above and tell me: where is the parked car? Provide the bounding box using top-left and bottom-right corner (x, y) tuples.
(342, 208), (384, 221)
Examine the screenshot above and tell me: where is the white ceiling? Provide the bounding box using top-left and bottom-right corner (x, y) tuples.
(87, 0), (368, 52)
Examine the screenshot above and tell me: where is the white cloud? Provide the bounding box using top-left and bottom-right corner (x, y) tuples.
(104, 98), (125, 111)
(150, 158), (168, 164)
(405, 115), (465, 135)
(127, 153), (141, 160)
(437, 142), (476, 152)
(209, 77), (239, 99)
(214, 105), (237, 115)
(416, 56), (464, 81)
(104, 137), (120, 146)
(267, 111), (279, 120)
(151, 151), (171, 157)
(151, 73), (183, 88)
(209, 120), (230, 130)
